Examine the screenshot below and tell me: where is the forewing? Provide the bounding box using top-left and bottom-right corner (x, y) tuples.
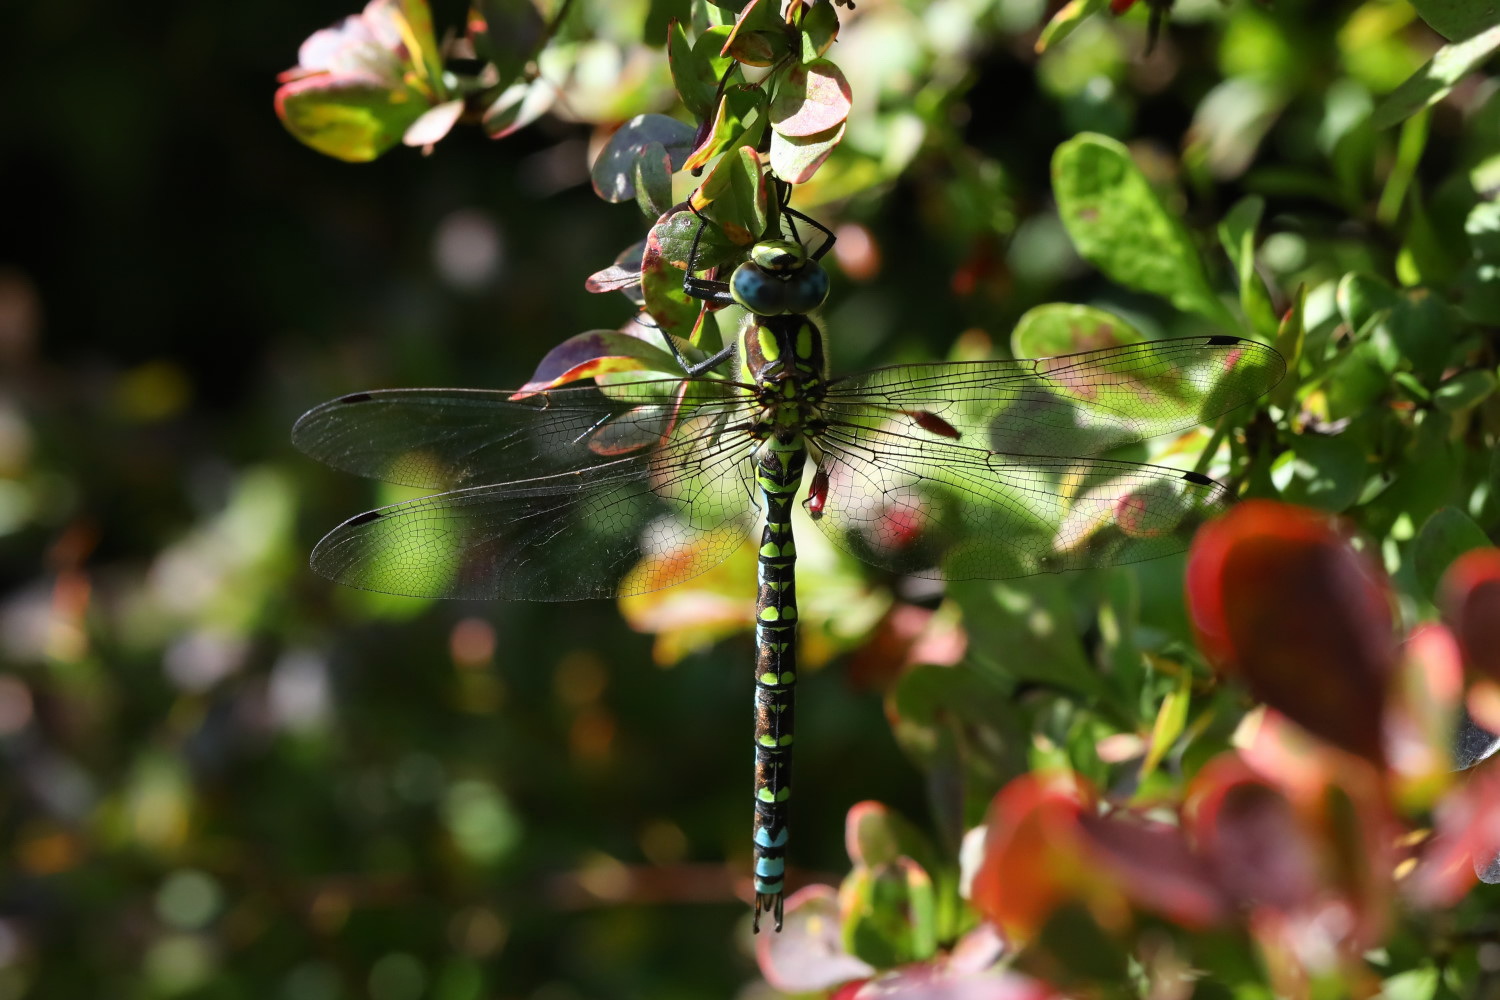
(822, 336), (1284, 459)
(292, 379), (749, 490)
(310, 420), (759, 600)
(808, 425), (1231, 580)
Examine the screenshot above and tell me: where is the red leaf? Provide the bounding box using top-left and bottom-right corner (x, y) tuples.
(970, 775), (1088, 941)
(1406, 763), (1500, 907)
(1185, 500), (1396, 764)
(1439, 548), (1500, 682)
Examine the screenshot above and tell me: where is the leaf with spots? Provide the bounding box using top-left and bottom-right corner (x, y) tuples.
(642, 220), (707, 338)
(591, 114), (697, 204)
(1010, 304), (1145, 360)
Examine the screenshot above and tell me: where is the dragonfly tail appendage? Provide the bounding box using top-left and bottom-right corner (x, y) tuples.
(751, 434), (804, 933)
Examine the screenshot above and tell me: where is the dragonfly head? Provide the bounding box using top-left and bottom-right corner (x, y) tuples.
(731, 239), (830, 316)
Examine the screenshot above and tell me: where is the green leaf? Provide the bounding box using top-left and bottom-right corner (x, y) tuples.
(1373, 25), (1500, 128)
(1434, 369), (1497, 413)
(1388, 288), (1457, 384)
(726, 29), (784, 67)
(1336, 271), (1399, 334)
(798, 0), (841, 61)
(720, 0), (782, 56)
(682, 88), (767, 173)
(1408, 0), (1500, 41)
(654, 208), (741, 272)
(689, 145), (768, 245)
(395, 0), (445, 97)
(1270, 285), (1305, 411)
(770, 59), (853, 137)
(632, 143), (674, 220)
(276, 77), (430, 163)
(1414, 506), (1491, 600)
(1052, 134), (1234, 329)
(591, 114), (697, 204)
(1140, 670), (1191, 782)
(951, 578), (1122, 714)
(641, 220), (704, 337)
(1273, 428), (1371, 513)
(840, 857), (938, 968)
(769, 120), (845, 184)
(889, 665), (1025, 844)
(668, 21), (720, 121)
(474, 0), (546, 85)
(1009, 303), (1144, 359)
(1217, 196), (1279, 339)
(1036, 0), (1109, 53)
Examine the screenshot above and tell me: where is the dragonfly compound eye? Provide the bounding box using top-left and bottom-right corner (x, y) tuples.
(749, 239), (807, 274)
(782, 263), (829, 314)
(731, 261), (789, 315)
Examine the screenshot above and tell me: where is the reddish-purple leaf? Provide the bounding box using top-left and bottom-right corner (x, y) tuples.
(1075, 811), (1229, 929)
(509, 330), (678, 398)
(1440, 548), (1500, 683)
(590, 114), (697, 204)
(1186, 755), (1321, 913)
(770, 120), (845, 184)
(770, 59), (853, 137)
(1186, 500), (1396, 764)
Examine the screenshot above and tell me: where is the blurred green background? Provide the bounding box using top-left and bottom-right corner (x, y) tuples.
(2, 0), (1482, 996)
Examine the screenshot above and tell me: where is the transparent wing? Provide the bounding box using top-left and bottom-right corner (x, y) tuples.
(822, 336), (1284, 459)
(807, 423), (1231, 581)
(297, 378), (761, 600)
(292, 378), (754, 490)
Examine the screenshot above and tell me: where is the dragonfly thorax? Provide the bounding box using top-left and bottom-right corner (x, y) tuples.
(730, 240), (831, 317)
(740, 315), (829, 442)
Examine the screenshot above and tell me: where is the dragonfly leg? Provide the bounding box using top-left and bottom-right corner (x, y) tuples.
(665, 336), (735, 378)
(682, 206), (737, 307)
(782, 206), (836, 261)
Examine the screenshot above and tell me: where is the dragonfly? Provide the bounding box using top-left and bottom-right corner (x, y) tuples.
(293, 197), (1285, 931)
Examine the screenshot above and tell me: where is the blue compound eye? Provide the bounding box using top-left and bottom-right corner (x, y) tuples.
(730, 262), (787, 315)
(782, 263), (830, 314)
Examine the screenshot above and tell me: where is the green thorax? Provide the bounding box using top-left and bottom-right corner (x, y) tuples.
(737, 315), (829, 436)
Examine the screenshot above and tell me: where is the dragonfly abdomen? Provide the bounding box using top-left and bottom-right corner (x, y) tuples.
(751, 431), (806, 933)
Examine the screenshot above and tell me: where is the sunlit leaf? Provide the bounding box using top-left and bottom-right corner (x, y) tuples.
(512, 330), (681, 396)
(276, 76), (430, 162)
(1407, 0), (1500, 42)
(770, 120), (845, 184)
(1009, 303), (1144, 359)
(1053, 134), (1234, 328)
(1373, 24), (1500, 128)
(770, 59), (853, 138)
(689, 145), (768, 246)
